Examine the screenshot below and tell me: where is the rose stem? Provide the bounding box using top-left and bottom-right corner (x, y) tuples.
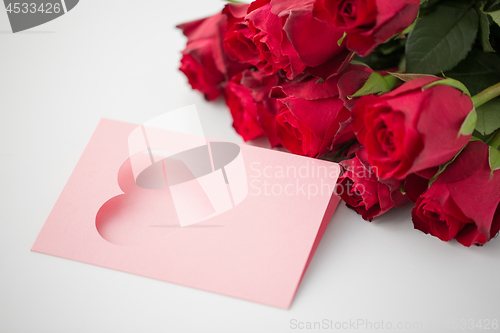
(471, 82), (500, 108)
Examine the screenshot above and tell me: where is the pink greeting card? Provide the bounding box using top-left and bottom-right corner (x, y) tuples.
(32, 116), (341, 309)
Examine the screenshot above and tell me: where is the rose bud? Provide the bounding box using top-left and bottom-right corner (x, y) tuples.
(412, 141), (500, 246)
(351, 77), (473, 180)
(273, 64), (372, 157)
(246, 0), (350, 80)
(225, 69), (283, 146)
(313, 0), (420, 56)
(337, 147), (408, 221)
(177, 6), (250, 101)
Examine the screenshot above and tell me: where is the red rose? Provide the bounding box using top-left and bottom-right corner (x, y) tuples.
(178, 7), (249, 101)
(246, 0), (349, 80)
(273, 64), (371, 157)
(352, 77), (473, 180)
(225, 69), (283, 146)
(412, 141), (500, 246)
(337, 147), (408, 221)
(222, 3), (261, 66)
(313, 0), (419, 56)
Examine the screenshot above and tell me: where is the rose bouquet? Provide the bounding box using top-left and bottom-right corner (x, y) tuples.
(177, 0), (500, 246)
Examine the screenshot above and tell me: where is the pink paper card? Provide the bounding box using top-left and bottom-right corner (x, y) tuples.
(32, 117), (341, 309)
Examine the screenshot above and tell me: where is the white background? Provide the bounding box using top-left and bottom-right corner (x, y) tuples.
(0, 1), (499, 332)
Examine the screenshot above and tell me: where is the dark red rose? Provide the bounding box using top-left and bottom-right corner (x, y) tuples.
(352, 77), (473, 180)
(313, 0), (419, 56)
(273, 64), (371, 157)
(178, 7), (250, 101)
(337, 147), (408, 221)
(412, 141), (500, 246)
(246, 0), (349, 80)
(222, 3), (262, 66)
(225, 69), (283, 146)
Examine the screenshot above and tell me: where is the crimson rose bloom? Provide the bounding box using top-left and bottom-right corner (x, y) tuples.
(178, 6), (249, 101)
(273, 64), (372, 157)
(222, 3), (261, 66)
(313, 0), (419, 56)
(412, 141), (500, 246)
(246, 0), (350, 80)
(225, 69), (283, 146)
(337, 147), (408, 221)
(352, 77), (473, 180)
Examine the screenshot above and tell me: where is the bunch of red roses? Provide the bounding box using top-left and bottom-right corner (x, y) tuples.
(178, 0), (500, 247)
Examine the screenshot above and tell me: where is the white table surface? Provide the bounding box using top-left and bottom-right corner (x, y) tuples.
(1, 1), (499, 332)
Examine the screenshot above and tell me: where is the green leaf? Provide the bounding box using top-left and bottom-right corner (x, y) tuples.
(489, 146), (500, 177)
(387, 72), (436, 82)
(478, 7), (495, 52)
(422, 78), (471, 96)
(485, 0), (500, 12)
(445, 50), (500, 95)
(475, 97), (500, 135)
(406, 2), (479, 74)
(486, 10), (500, 26)
(349, 60), (370, 67)
(458, 108), (477, 136)
(337, 32), (347, 46)
(348, 72), (398, 98)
